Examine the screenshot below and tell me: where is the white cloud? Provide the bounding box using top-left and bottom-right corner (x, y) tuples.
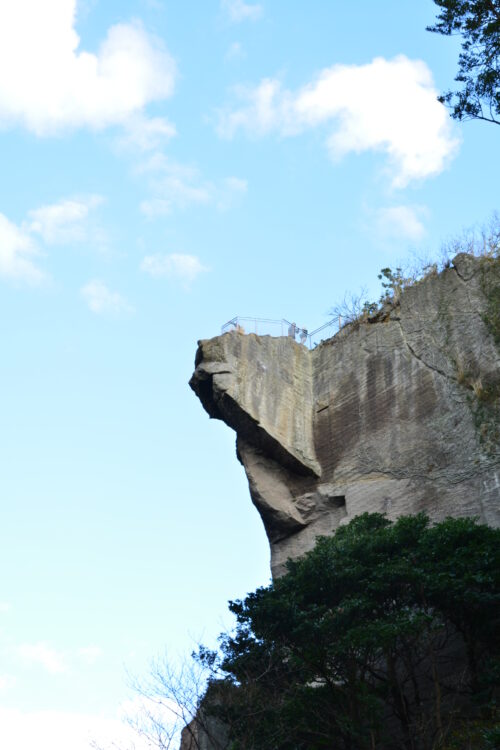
(140, 253), (208, 285)
(27, 195), (104, 244)
(224, 176), (247, 193)
(219, 78), (292, 137)
(0, 0), (176, 135)
(81, 279), (134, 315)
(0, 196), (107, 285)
(140, 185), (212, 217)
(217, 55), (459, 186)
(374, 205), (427, 241)
(119, 115), (177, 151)
(0, 602), (11, 614)
(138, 155), (212, 215)
(221, 0), (263, 23)
(138, 154), (247, 216)
(17, 643), (67, 674)
(0, 213), (45, 284)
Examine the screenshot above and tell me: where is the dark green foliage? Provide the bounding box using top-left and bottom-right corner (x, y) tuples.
(427, 1), (500, 125)
(199, 515), (500, 750)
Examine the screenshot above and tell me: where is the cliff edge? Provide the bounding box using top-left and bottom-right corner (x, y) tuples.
(190, 254), (500, 577)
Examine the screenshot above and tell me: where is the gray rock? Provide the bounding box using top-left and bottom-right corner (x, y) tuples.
(179, 715), (228, 750)
(190, 255), (500, 577)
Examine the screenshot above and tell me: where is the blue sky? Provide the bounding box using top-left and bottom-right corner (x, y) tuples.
(0, 1), (498, 747)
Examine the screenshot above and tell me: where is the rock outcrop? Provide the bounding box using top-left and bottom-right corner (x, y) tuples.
(190, 255), (500, 577)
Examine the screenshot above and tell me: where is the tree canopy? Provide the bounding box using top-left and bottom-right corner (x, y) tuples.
(427, 0), (500, 125)
(198, 514), (500, 750)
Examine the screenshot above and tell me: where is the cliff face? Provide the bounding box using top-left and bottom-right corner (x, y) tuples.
(190, 254), (500, 577)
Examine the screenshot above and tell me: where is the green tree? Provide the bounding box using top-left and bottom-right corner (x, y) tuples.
(198, 514), (500, 750)
(427, 0), (500, 125)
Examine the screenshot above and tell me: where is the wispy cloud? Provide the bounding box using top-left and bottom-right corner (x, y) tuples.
(374, 205), (428, 241)
(27, 195), (104, 245)
(0, 1), (176, 135)
(221, 0), (263, 23)
(81, 279), (134, 315)
(0, 213), (45, 284)
(140, 182), (212, 216)
(138, 154), (247, 216)
(223, 176), (247, 194)
(140, 253), (208, 286)
(0, 195), (107, 285)
(17, 643), (67, 674)
(217, 56), (459, 186)
(118, 115), (177, 152)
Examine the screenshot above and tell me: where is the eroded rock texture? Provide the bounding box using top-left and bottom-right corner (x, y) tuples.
(190, 254), (500, 577)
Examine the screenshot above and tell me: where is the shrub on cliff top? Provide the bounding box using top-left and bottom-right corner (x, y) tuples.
(329, 213), (500, 330)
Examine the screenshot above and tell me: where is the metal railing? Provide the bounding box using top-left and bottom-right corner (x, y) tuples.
(221, 316), (342, 349)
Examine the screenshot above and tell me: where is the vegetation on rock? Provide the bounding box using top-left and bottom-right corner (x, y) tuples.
(329, 214), (500, 332)
(194, 514), (500, 750)
(427, 0), (500, 126)
(480, 255), (500, 347)
(447, 223), (500, 454)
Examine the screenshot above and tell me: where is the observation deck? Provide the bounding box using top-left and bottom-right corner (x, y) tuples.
(221, 316), (342, 349)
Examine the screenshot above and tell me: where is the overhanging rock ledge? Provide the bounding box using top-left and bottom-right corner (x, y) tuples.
(190, 254), (500, 578)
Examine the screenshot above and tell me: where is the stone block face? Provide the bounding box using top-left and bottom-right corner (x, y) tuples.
(190, 255), (500, 577)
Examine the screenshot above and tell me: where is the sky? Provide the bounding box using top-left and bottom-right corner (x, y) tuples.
(0, 1), (498, 748)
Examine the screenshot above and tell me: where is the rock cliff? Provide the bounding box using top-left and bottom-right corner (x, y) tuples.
(190, 254), (500, 577)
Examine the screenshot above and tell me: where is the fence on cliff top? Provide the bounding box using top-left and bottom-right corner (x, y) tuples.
(220, 316), (342, 349)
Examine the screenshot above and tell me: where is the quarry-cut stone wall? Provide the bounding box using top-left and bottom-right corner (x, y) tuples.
(190, 254), (500, 577)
